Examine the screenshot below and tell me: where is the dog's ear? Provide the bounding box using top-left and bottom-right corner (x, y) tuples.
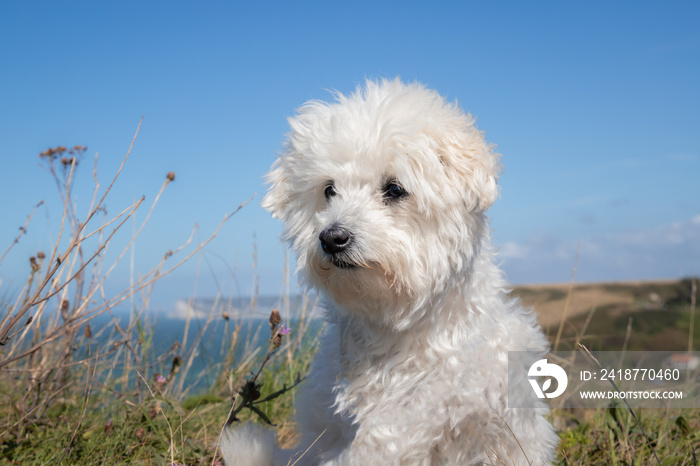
(262, 112), (319, 222)
(261, 158), (291, 220)
(431, 117), (501, 211)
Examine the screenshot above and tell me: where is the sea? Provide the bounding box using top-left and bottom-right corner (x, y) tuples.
(69, 294), (323, 396)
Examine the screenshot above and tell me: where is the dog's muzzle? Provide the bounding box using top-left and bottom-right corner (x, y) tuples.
(319, 226), (356, 269)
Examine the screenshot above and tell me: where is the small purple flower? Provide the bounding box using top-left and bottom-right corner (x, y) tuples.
(279, 324), (291, 335)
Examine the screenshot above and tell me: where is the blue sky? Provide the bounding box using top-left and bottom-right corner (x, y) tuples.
(1, 2), (698, 307)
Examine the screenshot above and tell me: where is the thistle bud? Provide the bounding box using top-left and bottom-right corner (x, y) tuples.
(271, 324), (291, 349)
(171, 355), (182, 377)
(155, 374), (167, 389)
(269, 308), (281, 331)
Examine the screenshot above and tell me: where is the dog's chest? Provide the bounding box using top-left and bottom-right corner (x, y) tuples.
(334, 338), (450, 419)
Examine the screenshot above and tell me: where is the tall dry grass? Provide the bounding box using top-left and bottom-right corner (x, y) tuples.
(0, 127), (316, 464)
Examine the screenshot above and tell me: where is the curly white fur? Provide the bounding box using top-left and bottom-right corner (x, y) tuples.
(221, 78), (557, 465)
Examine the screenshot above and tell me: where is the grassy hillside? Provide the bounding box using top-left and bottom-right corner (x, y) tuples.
(514, 279), (699, 353)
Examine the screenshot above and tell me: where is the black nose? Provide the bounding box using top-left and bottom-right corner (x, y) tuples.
(319, 226), (352, 254)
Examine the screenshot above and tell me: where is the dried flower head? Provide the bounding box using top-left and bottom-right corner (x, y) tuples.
(29, 256), (39, 273)
(60, 156), (78, 170)
(241, 380), (261, 402)
(135, 427), (145, 439)
(60, 299), (70, 321)
(39, 145), (84, 165)
(37, 251), (45, 259)
(269, 308), (281, 328)
(69, 145), (87, 155)
(84, 323), (92, 339)
(39, 146), (66, 159)
(166, 171), (176, 181)
(222, 311), (230, 321)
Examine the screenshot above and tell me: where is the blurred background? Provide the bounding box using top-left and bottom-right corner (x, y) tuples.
(1, 1), (698, 310)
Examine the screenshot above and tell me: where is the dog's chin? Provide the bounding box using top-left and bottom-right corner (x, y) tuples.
(330, 257), (356, 270)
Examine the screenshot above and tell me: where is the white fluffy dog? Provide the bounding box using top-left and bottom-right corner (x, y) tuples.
(222, 79), (557, 465)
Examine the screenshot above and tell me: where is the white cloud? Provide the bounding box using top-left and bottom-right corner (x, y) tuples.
(498, 215), (700, 283)
(499, 242), (531, 260)
(168, 300), (212, 320)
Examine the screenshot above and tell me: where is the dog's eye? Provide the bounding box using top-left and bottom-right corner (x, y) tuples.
(324, 184), (337, 200)
(384, 182), (407, 200)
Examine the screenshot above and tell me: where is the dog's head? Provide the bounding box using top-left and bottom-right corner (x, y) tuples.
(263, 78), (501, 328)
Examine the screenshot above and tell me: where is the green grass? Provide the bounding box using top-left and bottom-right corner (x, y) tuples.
(0, 322), (316, 464)
(557, 407), (700, 465)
